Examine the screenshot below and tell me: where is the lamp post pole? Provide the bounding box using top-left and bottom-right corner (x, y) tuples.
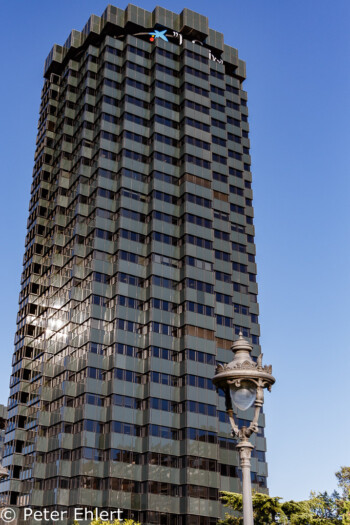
(236, 438), (254, 523)
(213, 333), (275, 525)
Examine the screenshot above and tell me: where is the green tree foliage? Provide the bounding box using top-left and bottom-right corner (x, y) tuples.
(335, 466), (350, 524)
(336, 467), (350, 498)
(281, 499), (317, 524)
(308, 490), (342, 522)
(219, 491), (286, 524)
(219, 466), (350, 524)
(76, 519), (141, 525)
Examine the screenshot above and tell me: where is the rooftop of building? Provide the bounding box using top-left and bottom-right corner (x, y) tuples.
(44, 3), (246, 80)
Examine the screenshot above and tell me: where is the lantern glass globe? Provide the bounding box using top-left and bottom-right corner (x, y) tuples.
(230, 381), (256, 411)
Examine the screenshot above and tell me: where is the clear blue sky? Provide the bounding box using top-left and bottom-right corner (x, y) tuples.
(1, 0), (349, 503)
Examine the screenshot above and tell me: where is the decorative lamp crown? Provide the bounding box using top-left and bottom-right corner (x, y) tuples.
(212, 332), (275, 400)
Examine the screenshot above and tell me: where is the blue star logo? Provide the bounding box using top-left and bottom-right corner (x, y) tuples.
(149, 29), (168, 42)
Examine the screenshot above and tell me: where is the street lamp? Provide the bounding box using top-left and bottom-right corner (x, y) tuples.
(213, 332), (275, 525)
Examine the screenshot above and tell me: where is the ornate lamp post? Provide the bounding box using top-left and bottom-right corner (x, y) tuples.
(213, 333), (275, 525)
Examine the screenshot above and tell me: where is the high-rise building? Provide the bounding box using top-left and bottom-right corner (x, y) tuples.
(1, 5), (268, 524)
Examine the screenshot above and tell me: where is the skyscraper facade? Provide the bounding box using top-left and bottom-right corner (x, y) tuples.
(1, 5), (268, 524)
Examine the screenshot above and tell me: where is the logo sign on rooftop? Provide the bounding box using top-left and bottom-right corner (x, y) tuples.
(133, 26), (223, 64)
(149, 29), (168, 42)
